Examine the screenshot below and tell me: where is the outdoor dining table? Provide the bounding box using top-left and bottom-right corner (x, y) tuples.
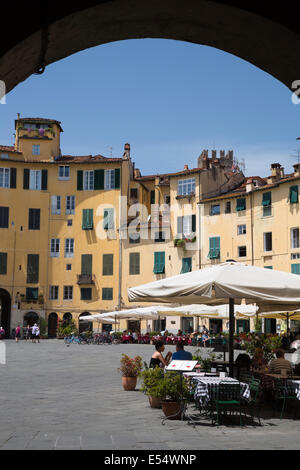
(193, 376), (251, 405)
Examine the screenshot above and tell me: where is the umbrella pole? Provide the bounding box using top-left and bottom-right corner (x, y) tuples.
(286, 313), (289, 334)
(229, 298), (234, 378)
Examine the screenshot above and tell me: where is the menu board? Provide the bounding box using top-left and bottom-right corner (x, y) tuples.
(166, 360), (198, 371)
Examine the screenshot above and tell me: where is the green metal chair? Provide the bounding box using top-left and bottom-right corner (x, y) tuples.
(246, 377), (262, 425)
(213, 382), (242, 426)
(274, 378), (298, 420)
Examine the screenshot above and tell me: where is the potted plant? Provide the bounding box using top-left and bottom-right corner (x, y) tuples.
(156, 371), (190, 420)
(139, 365), (164, 408)
(118, 354), (143, 391)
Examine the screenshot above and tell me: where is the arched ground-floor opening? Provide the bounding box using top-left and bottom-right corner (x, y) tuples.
(23, 311), (39, 327)
(62, 312), (73, 327)
(79, 312), (92, 334)
(48, 312), (58, 338)
(0, 289), (11, 338)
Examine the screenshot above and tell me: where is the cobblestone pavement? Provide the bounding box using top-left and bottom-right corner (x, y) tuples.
(0, 340), (300, 450)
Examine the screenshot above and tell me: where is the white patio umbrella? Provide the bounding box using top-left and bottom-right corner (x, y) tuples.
(79, 315), (119, 323)
(89, 306), (165, 332)
(128, 261), (300, 375)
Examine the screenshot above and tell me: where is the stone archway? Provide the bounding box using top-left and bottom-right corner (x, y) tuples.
(79, 312), (92, 334)
(1, 1), (300, 95)
(23, 311), (39, 327)
(0, 289), (11, 338)
(48, 312), (58, 338)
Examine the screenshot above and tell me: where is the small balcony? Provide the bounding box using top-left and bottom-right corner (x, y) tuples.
(77, 274), (95, 285)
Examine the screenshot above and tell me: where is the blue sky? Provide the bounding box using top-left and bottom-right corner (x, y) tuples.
(1, 39), (299, 177)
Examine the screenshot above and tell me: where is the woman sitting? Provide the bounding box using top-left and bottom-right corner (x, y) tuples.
(149, 340), (172, 368)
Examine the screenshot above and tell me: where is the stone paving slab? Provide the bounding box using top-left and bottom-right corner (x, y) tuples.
(0, 340), (300, 449)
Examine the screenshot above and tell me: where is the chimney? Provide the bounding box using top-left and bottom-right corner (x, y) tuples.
(270, 163), (282, 180)
(201, 154), (209, 170)
(17, 113), (20, 120)
(246, 178), (254, 193)
(294, 163), (300, 177)
(280, 166), (284, 179)
(123, 143), (130, 160)
(184, 164), (189, 171)
(220, 150), (225, 159)
(212, 150), (217, 160)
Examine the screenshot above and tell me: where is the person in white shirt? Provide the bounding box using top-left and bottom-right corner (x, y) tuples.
(31, 323), (37, 343)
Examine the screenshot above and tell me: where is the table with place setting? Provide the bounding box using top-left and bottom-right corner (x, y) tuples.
(193, 376), (251, 405)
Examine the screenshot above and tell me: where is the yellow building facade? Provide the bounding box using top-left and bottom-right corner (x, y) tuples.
(2, 118), (297, 337)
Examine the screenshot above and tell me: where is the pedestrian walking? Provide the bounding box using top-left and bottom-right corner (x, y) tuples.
(0, 326), (5, 340)
(25, 325), (31, 342)
(15, 325), (21, 343)
(35, 324), (40, 343)
(31, 323), (37, 343)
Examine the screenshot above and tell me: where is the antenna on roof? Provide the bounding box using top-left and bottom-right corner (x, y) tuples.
(290, 148), (300, 163)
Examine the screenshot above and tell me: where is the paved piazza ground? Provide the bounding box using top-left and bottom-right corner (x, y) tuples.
(0, 339), (300, 450)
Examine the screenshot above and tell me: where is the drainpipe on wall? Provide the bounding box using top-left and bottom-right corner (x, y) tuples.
(118, 165), (123, 311)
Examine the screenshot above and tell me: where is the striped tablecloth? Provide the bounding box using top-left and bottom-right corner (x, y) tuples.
(286, 380), (300, 400)
(193, 376), (251, 404)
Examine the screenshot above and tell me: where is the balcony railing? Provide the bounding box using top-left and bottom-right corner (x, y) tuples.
(77, 274), (95, 285)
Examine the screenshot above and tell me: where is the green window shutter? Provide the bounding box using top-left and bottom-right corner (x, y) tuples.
(81, 254), (92, 275)
(262, 192), (271, 206)
(290, 185), (299, 204)
(181, 257), (192, 274)
(10, 168), (16, 188)
(291, 264), (300, 275)
(27, 254), (39, 283)
(129, 253), (140, 275)
(82, 209), (93, 230)
(264, 266), (273, 269)
(153, 252), (165, 274)
(177, 216), (183, 234)
(23, 169), (29, 189)
(77, 170), (83, 190)
(150, 190), (155, 205)
(103, 254), (113, 275)
(81, 288), (92, 300)
(114, 168), (120, 189)
(26, 287), (38, 300)
(0, 253), (7, 275)
(102, 288), (113, 300)
(41, 169), (48, 190)
(236, 198), (246, 211)
(94, 169), (104, 190)
(208, 237), (220, 259)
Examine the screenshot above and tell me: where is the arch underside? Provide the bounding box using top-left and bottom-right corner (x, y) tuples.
(1, 0), (300, 94)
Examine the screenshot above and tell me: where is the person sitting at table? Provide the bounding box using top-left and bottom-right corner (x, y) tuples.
(268, 349), (293, 375)
(251, 347), (267, 371)
(149, 341), (172, 368)
(290, 335), (300, 351)
(172, 342), (193, 361)
(201, 331), (210, 347)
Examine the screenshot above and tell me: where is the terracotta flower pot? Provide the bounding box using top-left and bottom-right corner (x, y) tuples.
(148, 396), (162, 408)
(161, 400), (182, 420)
(122, 376), (137, 391)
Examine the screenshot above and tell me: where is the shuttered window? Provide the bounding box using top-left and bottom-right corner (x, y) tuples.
(103, 254), (113, 275)
(66, 196), (75, 214)
(236, 198), (246, 211)
(153, 252), (165, 274)
(102, 288), (113, 300)
(81, 288), (92, 300)
(290, 185), (299, 204)
(81, 254), (92, 275)
(129, 253), (140, 275)
(26, 287), (38, 300)
(208, 237), (220, 259)
(291, 264), (300, 275)
(51, 196), (61, 215)
(181, 257), (192, 274)
(28, 209), (40, 230)
(27, 254), (39, 283)
(0, 207), (9, 228)
(82, 209), (93, 230)
(150, 190), (155, 204)
(0, 252), (7, 275)
(262, 192), (271, 206)
(177, 215), (196, 235)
